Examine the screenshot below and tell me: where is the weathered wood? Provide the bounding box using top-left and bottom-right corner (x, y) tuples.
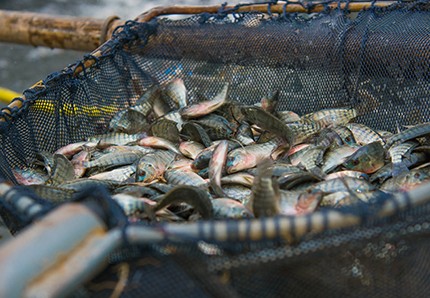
(136, 2), (397, 22)
(0, 10), (123, 51)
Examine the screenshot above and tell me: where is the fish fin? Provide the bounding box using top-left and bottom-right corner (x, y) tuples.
(395, 120), (401, 134)
(257, 158), (274, 177)
(211, 183), (225, 198)
(309, 167), (327, 180)
(272, 176), (281, 202)
(392, 162), (409, 177)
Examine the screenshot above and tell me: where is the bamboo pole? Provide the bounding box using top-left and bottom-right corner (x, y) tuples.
(0, 10), (123, 51)
(136, 1), (397, 22)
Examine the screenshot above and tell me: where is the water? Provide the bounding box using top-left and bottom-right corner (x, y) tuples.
(0, 0), (252, 96)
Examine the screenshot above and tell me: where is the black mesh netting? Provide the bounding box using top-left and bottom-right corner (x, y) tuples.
(1, 0), (430, 297)
(79, 201), (430, 298)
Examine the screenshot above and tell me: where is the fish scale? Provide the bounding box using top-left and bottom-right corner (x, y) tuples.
(385, 122), (430, 149)
(89, 165), (136, 182)
(165, 169), (207, 188)
(346, 123), (384, 146)
(332, 126), (356, 146)
(83, 151), (143, 170)
(163, 111), (184, 129)
(342, 141), (385, 174)
(294, 145), (327, 179)
(150, 118), (180, 144)
(322, 145), (358, 174)
(303, 108), (357, 127)
(49, 154), (75, 186)
(209, 140), (229, 197)
(88, 132), (146, 148)
(212, 198), (253, 219)
(108, 108), (148, 134)
(194, 115), (234, 140)
(222, 185), (252, 205)
(135, 150), (177, 183)
(388, 141), (418, 176)
(235, 122), (255, 146)
(181, 121), (213, 147)
(227, 140), (279, 174)
(310, 177), (375, 194)
(179, 141), (205, 159)
(180, 83), (229, 119)
(381, 168), (430, 192)
(241, 106), (295, 146)
(287, 121), (322, 145)
(162, 78), (187, 109)
(112, 194), (150, 217)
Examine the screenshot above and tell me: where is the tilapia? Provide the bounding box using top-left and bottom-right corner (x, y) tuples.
(241, 106), (295, 146)
(209, 140), (229, 197)
(212, 198), (253, 219)
(180, 83), (229, 119)
(226, 141), (279, 173)
(346, 123), (384, 146)
(388, 141), (417, 177)
(164, 168), (207, 188)
(380, 168), (430, 192)
(342, 141), (385, 174)
(135, 150), (176, 183)
(385, 122), (430, 149)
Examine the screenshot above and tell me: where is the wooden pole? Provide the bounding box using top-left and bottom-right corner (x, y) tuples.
(136, 1), (397, 22)
(0, 10), (123, 51)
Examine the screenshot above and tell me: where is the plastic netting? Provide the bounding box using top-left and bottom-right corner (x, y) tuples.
(1, 0), (430, 296)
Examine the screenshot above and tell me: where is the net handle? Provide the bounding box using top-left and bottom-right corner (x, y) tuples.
(135, 1), (397, 22)
(0, 10), (124, 51)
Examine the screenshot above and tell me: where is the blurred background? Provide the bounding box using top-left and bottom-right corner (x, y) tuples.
(0, 0), (248, 97)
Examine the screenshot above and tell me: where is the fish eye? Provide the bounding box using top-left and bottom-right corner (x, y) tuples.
(352, 160), (360, 166)
(136, 171), (146, 182)
(414, 172), (421, 179)
(226, 158), (234, 167)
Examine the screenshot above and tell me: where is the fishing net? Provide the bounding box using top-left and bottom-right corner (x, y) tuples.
(1, 0), (430, 296)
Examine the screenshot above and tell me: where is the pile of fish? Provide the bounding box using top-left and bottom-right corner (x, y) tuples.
(13, 79), (430, 221)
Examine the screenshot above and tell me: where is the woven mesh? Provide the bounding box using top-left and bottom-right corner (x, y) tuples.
(0, 1), (430, 296)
